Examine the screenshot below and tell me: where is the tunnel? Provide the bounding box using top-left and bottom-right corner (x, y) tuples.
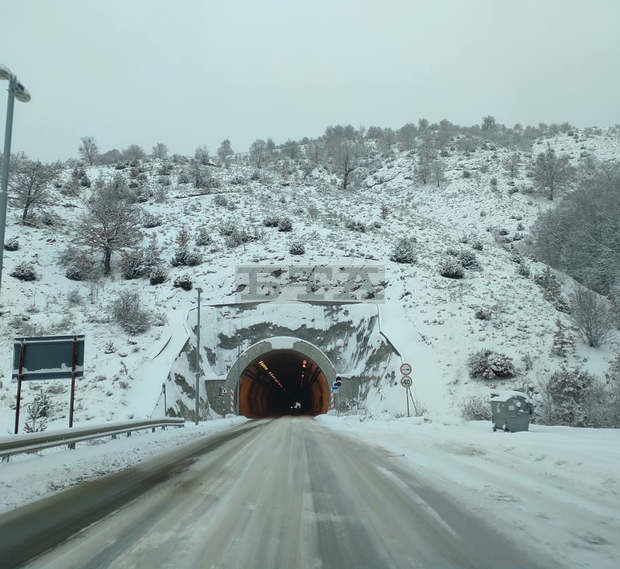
(226, 337), (335, 418)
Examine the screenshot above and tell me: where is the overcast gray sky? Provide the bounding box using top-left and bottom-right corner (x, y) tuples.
(1, 0), (619, 162)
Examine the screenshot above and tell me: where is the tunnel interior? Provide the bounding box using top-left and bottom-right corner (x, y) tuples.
(239, 350), (330, 418)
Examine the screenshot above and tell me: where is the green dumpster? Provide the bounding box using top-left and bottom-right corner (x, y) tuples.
(490, 391), (533, 432)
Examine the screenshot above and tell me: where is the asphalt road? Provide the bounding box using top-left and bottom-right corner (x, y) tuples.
(1, 417), (558, 569)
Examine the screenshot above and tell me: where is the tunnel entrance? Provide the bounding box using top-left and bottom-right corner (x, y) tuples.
(226, 337), (335, 418)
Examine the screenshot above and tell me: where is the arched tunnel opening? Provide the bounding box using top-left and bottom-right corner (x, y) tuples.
(239, 350), (330, 418)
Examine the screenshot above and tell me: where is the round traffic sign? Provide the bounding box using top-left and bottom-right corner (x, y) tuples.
(400, 362), (412, 376)
(401, 375), (412, 388)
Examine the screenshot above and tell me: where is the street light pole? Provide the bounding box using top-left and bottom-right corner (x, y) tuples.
(195, 287), (202, 425)
(0, 66), (31, 292)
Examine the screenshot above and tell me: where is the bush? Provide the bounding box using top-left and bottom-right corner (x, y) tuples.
(390, 238), (416, 264)
(517, 263), (531, 278)
(458, 250), (480, 270)
(185, 251), (203, 266)
(4, 237), (19, 251)
(462, 169), (472, 178)
(289, 241), (305, 255)
(537, 367), (596, 426)
(10, 262), (37, 281)
(143, 212), (162, 228)
(439, 257), (464, 279)
(474, 307), (492, 320)
(173, 273), (193, 291)
(111, 291), (151, 335)
(120, 249), (147, 280)
(214, 194), (228, 207)
(60, 246), (98, 281)
(345, 219), (366, 232)
(149, 265), (167, 285)
(471, 240), (483, 251)
(67, 288), (83, 306)
(569, 286), (613, 347)
(218, 221), (237, 236)
(461, 396), (492, 420)
(468, 349), (516, 380)
(263, 216), (280, 227)
(195, 226), (212, 246)
(278, 217), (293, 232)
(24, 390), (50, 433)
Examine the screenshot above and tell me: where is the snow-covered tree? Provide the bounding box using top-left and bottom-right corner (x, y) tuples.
(78, 136), (99, 165)
(217, 139), (234, 166)
(531, 145), (574, 200)
(151, 142), (168, 160)
(77, 183), (143, 275)
(249, 139), (267, 168)
(10, 158), (61, 223)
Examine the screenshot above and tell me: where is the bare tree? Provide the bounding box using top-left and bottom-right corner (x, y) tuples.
(122, 144), (146, 162)
(151, 142), (168, 160)
(10, 158), (61, 223)
(531, 145), (574, 200)
(77, 183), (143, 275)
(249, 139), (267, 168)
(332, 140), (363, 190)
(431, 159), (446, 187)
(78, 136), (99, 165)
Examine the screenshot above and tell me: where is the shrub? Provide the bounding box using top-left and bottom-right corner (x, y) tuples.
(468, 349), (516, 380)
(4, 237), (19, 251)
(10, 262), (37, 281)
(195, 226), (212, 246)
(143, 212), (162, 228)
(462, 169), (472, 178)
(461, 396), (492, 420)
(289, 241), (305, 255)
(345, 219), (366, 232)
(458, 250), (480, 270)
(149, 265), (167, 285)
(214, 194), (228, 207)
(120, 249), (147, 280)
(173, 273), (193, 291)
(158, 175), (171, 186)
(67, 288), (83, 306)
(110, 291), (151, 335)
(390, 238), (416, 264)
(537, 367), (595, 426)
(569, 286), (613, 347)
(185, 251), (203, 266)
(474, 307), (492, 320)
(218, 221), (237, 236)
(24, 390), (50, 433)
(517, 263), (531, 278)
(471, 240), (483, 251)
(439, 257), (464, 279)
(263, 216), (280, 227)
(278, 217), (293, 232)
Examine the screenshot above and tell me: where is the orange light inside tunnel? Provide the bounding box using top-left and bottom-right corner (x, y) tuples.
(239, 350), (330, 418)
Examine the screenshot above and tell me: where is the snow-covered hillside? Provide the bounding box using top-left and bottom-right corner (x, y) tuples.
(1, 128), (619, 431)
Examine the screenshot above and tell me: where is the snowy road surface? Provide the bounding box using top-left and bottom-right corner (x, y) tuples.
(0, 416), (560, 569)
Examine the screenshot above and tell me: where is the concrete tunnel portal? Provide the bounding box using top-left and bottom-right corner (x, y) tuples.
(226, 337), (335, 418)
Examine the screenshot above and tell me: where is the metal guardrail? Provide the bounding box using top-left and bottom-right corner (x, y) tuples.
(0, 418), (185, 459)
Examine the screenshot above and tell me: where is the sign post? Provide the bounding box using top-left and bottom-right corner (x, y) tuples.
(400, 362), (413, 418)
(12, 335), (85, 434)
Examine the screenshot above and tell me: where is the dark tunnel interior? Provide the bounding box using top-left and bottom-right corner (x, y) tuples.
(239, 350), (330, 418)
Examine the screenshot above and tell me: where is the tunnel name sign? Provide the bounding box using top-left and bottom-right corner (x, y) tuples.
(12, 335), (85, 434)
(235, 264), (385, 303)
